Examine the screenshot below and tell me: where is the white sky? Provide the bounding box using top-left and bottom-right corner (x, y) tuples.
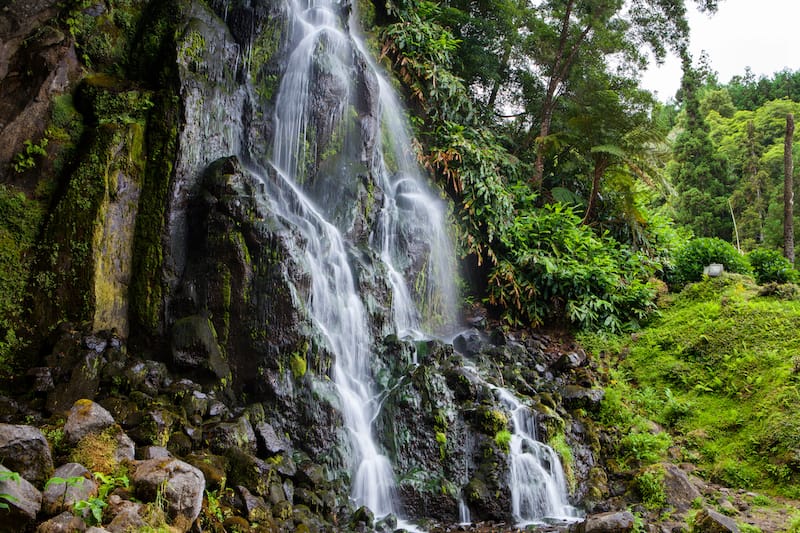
(640, 0), (800, 100)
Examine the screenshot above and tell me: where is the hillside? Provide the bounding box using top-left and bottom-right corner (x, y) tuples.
(581, 274), (800, 531)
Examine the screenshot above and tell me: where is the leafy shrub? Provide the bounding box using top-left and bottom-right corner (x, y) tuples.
(635, 465), (666, 510)
(667, 237), (752, 289)
(746, 248), (799, 284)
(488, 203), (658, 332)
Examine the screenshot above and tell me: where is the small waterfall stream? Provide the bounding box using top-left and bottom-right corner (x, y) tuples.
(494, 387), (581, 525)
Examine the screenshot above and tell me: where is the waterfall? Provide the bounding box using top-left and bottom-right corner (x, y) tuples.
(263, 0), (457, 519)
(494, 387), (581, 525)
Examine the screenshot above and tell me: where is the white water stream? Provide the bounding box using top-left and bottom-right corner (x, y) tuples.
(265, 0), (455, 520)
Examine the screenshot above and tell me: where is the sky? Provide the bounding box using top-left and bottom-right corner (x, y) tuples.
(640, 0), (800, 100)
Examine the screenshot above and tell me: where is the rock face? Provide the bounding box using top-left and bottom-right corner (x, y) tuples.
(132, 459), (205, 531)
(693, 509), (741, 533)
(0, 424), (54, 486)
(0, 465), (42, 531)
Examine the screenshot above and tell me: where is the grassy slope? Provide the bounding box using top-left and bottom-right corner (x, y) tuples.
(580, 274), (800, 500)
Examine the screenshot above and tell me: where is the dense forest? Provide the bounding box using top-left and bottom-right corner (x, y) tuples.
(1, 0), (800, 531)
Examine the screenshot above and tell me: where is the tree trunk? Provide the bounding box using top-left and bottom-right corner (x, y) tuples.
(582, 158), (607, 225)
(784, 113), (794, 263)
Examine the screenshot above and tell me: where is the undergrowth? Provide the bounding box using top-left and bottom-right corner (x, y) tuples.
(581, 273), (800, 498)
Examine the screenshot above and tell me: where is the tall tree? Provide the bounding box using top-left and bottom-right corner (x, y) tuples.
(671, 54), (733, 240)
(784, 113), (795, 263)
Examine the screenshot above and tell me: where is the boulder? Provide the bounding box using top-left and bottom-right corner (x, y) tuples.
(453, 329), (485, 356)
(0, 464), (42, 532)
(692, 508), (740, 533)
(254, 422), (290, 456)
(0, 423), (54, 486)
(64, 399), (116, 445)
(105, 497), (147, 533)
(132, 458), (205, 531)
(554, 351), (587, 372)
(663, 463), (701, 512)
(204, 416), (257, 455)
(42, 463), (96, 516)
(575, 510), (635, 533)
(170, 315), (231, 380)
(35, 511), (86, 532)
(562, 385), (605, 412)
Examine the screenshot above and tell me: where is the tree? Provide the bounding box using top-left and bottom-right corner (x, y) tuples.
(785, 113), (795, 263)
(671, 55), (733, 240)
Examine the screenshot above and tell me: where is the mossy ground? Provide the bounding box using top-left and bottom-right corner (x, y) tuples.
(581, 274), (800, 500)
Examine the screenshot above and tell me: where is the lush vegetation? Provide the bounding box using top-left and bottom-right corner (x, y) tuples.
(580, 274), (800, 498)
(370, 0), (800, 335)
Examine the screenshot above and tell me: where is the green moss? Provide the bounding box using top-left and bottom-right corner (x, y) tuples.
(548, 431), (575, 490)
(435, 431), (447, 460)
(0, 185), (46, 367)
(476, 406), (508, 435)
(494, 429), (511, 453)
(290, 353), (307, 379)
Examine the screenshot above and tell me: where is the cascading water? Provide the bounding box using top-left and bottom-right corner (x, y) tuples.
(494, 387), (581, 525)
(263, 0), (457, 520)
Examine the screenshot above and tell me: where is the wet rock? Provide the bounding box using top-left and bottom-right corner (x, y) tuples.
(64, 399), (116, 445)
(295, 461), (326, 488)
(125, 408), (176, 446)
(350, 505), (375, 528)
(123, 361), (169, 397)
(27, 368), (55, 393)
(0, 464), (42, 530)
(185, 451), (227, 490)
(662, 464), (701, 512)
(204, 416), (257, 455)
(42, 463), (96, 516)
(226, 449), (274, 497)
(105, 496), (146, 533)
(170, 315), (231, 380)
(574, 510), (635, 533)
(562, 385), (605, 412)
(554, 351), (587, 372)
(35, 511), (86, 532)
(453, 329), (485, 356)
(132, 458), (204, 531)
(692, 509), (740, 533)
(255, 421), (291, 456)
(0, 423), (54, 486)
(236, 485), (271, 522)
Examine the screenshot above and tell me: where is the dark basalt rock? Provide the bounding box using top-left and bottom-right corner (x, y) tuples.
(0, 423), (54, 486)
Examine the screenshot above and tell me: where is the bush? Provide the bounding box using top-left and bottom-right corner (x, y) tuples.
(667, 238), (752, 289)
(746, 248), (799, 284)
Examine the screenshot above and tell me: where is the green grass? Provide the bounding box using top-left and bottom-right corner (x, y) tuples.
(581, 274), (800, 497)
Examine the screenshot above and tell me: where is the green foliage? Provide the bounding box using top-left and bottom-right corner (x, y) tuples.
(0, 470), (21, 510)
(667, 237), (752, 288)
(488, 203), (658, 331)
(620, 430), (672, 466)
(635, 466), (667, 510)
(12, 138), (49, 173)
(581, 277), (800, 497)
(746, 248), (799, 284)
(494, 430), (511, 452)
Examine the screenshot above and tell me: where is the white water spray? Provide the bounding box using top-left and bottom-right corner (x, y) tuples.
(265, 0), (458, 519)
